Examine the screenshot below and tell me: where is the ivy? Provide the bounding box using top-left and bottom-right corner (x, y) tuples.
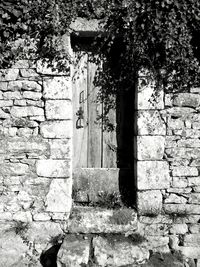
(1, 0), (200, 92)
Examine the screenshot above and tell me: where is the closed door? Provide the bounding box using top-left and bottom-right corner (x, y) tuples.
(72, 52), (117, 169)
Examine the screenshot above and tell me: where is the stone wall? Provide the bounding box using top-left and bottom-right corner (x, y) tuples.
(0, 57), (73, 265)
(136, 71), (200, 261)
(1, 49), (200, 265)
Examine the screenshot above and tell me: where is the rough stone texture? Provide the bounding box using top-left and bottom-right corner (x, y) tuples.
(173, 93), (200, 107)
(137, 77), (164, 109)
(68, 206), (137, 233)
(93, 236), (149, 266)
(73, 168), (119, 202)
(45, 100), (72, 120)
(43, 77), (71, 99)
(172, 166), (198, 177)
(45, 178), (72, 212)
(57, 235), (90, 267)
(49, 139), (71, 159)
(137, 110), (166, 135)
(137, 190), (162, 215)
(164, 204), (200, 214)
(137, 161), (170, 190)
(137, 136), (165, 160)
(40, 120), (72, 138)
(36, 160), (70, 178)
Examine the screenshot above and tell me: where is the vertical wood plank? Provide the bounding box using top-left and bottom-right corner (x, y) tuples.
(102, 103), (117, 168)
(72, 52), (88, 168)
(87, 54), (102, 167)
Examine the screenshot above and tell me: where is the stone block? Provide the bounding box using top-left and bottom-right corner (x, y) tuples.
(165, 147), (200, 159)
(20, 69), (39, 78)
(168, 118), (184, 129)
(164, 194), (187, 204)
(0, 100), (13, 107)
(57, 235), (90, 267)
(189, 224), (200, 233)
(172, 177), (188, 188)
(1, 163), (29, 176)
(184, 234), (200, 247)
(24, 221), (63, 243)
(169, 224), (188, 234)
(0, 69), (19, 81)
(49, 139), (71, 159)
(73, 168), (119, 202)
(10, 106), (44, 117)
(139, 223), (169, 236)
(164, 204), (200, 214)
(188, 177), (200, 186)
(137, 77), (164, 109)
(22, 91), (42, 100)
(93, 236), (149, 266)
(137, 190), (162, 215)
(166, 107), (195, 118)
(45, 100), (72, 120)
(139, 215), (173, 224)
(40, 121), (72, 138)
(33, 213), (52, 221)
(45, 178), (72, 213)
(8, 80), (41, 91)
(137, 136), (165, 160)
(137, 110), (166, 135)
(137, 161), (170, 190)
(68, 206), (137, 233)
(3, 91), (22, 99)
(188, 193), (200, 204)
(43, 77), (71, 99)
(177, 139), (200, 148)
(172, 166), (198, 177)
(173, 93), (200, 107)
(180, 247), (200, 259)
(36, 160), (70, 178)
(14, 100), (26, 106)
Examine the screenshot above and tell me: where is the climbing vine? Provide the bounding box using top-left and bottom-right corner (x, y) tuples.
(1, 0), (200, 92)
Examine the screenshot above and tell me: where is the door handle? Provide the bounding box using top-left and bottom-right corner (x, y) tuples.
(76, 107), (84, 129)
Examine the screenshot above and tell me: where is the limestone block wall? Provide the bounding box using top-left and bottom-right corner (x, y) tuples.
(136, 71), (200, 259)
(0, 60), (72, 223)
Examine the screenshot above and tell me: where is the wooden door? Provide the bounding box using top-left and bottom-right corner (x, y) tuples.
(72, 52), (117, 169)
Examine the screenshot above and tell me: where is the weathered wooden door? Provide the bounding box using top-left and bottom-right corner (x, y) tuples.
(72, 52), (117, 169)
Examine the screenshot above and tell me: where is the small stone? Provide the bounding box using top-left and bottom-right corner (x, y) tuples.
(177, 139), (200, 148)
(193, 186), (200, 192)
(172, 177), (188, 188)
(188, 177), (200, 186)
(12, 211), (32, 222)
(0, 82), (8, 91)
(36, 159), (70, 178)
(137, 161), (170, 190)
(165, 94), (173, 106)
(169, 224), (188, 234)
(20, 69), (39, 78)
(137, 190), (162, 215)
(189, 224), (200, 233)
(169, 235), (179, 250)
(43, 77), (71, 99)
(8, 80), (41, 91)
(33, 213), (51, 221)
(188, 193), (200, 204)
(26, 99), (44, 107)
(23, 91), (42, 100)
(1, 163), (29, 176)
(164, 194), (187, 204)
(0, 100), (13, 107)
(168, 118), (184, 129)
(164, 204), (200, 214)
(0, 69), (19, 81)
(12, 60), (29, 68)
(45, 178), (72, 213)
(57, 235), (90, 267)
(10, 106), (44, 117)
(180, 246), (200, 259)
(173, 93), (200, 108)
(40, 121), (72, 138)
(184, 234), (200, 247)
(14, 99), (27, 106)
(172, 166), (198, 177)
(3, 91), (22, 99)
